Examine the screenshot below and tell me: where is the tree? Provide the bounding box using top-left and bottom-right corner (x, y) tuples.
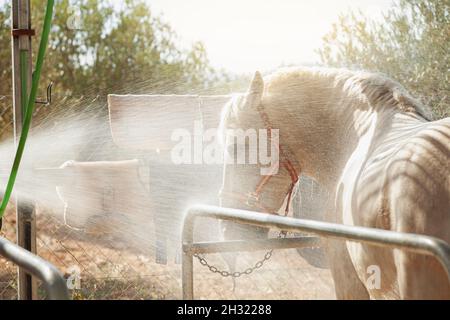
(318, 0), (450, 118)
(0, 3), (11, 96)
(0, 0), (218, 98)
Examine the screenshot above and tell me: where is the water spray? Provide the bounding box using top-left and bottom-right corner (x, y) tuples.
(0, 0), (54, 230)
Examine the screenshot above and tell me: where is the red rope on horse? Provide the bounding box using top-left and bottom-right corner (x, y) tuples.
(220, 102), (300, 215)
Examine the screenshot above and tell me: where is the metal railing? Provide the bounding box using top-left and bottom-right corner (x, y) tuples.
(182, 204), (450, 300)
(0, 236), (69, 300)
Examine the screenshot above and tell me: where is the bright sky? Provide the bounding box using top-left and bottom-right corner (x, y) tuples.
(0, 0), (394, 73)
(147, 0), (394, 73)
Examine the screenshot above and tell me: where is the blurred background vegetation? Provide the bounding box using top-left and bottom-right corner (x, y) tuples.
(319, 0), (449, 118)
(0, 0), (227, 98)
(0, 0), (448, 116)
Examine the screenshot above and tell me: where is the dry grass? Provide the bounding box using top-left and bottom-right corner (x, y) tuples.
(1, 204), (335, 300)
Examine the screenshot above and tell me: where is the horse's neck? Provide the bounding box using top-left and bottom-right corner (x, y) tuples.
(365, 111), (428, 167)
(272, 96), (359, 189)
(272, 91), (422, 194)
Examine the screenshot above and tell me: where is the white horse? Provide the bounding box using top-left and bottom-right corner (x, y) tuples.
(219, 67), (450, 299)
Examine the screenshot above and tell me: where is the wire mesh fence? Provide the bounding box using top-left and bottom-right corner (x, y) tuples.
(0, 96), (17, 300)
(0, 207), (18, 300)
(0, 94), (195, 300)
(36, 213), (179, 300)
(0, 93), (334, 300)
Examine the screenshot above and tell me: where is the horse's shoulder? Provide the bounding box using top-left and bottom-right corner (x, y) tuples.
(354, 119), (449, 227)
(391, 120), (450, 171)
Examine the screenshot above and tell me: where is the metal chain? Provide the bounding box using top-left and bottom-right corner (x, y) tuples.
(194, 230), (288, 278)
(198, 179), (300, 277)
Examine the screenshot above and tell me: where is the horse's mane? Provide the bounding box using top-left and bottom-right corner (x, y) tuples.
(219, 67), (434, 141)
(265, 67), (434, 121)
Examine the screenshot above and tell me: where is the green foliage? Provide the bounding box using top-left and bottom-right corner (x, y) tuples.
(0, 0), (219, 97)
(0, 3), (11, 95)
(318, 0), (450, 118)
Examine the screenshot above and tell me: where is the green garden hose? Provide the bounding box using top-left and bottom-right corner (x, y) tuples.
(0, 0), (54, 228)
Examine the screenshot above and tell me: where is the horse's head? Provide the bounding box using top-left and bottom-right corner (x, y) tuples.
(218, 71), (300, 242)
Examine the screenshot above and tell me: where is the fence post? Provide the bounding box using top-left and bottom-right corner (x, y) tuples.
(182, 216), (194, 300)
(11, 0), (38, 300)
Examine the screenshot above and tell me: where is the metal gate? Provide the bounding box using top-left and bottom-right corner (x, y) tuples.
(181, 204), (450, 300)
(0, 236), (69, 300)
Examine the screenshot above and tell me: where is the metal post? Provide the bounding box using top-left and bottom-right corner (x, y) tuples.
(11, 0), (38, 300)
(0, 236), (69, 300)
(182, 217), (194, 300)
(182, 250), (194, 300)
(182, 205), (450, 299)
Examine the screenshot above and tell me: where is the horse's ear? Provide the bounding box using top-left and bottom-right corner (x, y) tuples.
(247, 71), (264, 109)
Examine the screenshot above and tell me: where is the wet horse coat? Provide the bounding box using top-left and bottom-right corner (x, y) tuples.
(219, 67), (450, 299)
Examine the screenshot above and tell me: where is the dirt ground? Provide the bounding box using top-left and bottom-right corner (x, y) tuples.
(52, 245), (336, 300)
(0, 207), (336, 300)
(189, 249), (335, 300)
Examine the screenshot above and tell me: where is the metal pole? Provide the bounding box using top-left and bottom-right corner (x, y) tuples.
(0, 236), (69, 300)
(186, 237), (320, 255)
(182, 249), (194, 300)
(11, 0), (38, 300)
(182, 205), (450, 299)
(181, 216), (194, 300)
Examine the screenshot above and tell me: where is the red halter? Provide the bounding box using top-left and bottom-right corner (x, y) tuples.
(220, 103), (300, 216)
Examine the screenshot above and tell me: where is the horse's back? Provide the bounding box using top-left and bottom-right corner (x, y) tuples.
(349, 117), (450, 299)
(386, 118), (450, 238)
(383, 118), (450, 299)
